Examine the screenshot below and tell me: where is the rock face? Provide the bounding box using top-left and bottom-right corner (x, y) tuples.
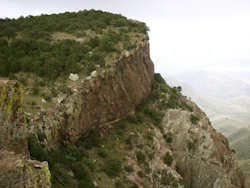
(161, 101), (245, 188)
(62, 42), (154, 142)
(0, 150), (51, 188)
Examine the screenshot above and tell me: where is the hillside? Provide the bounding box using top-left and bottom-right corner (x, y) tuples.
(166, 71), (250, 187)
(0, 11), (245, 188)
(228, 128), (250, 187)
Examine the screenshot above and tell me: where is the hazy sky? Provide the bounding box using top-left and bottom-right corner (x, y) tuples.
(1, 0), (250, 74)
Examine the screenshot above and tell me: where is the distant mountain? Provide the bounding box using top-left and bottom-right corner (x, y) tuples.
(165, 71), (250, 134)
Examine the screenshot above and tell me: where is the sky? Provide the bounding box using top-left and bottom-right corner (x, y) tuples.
(1, 0), (250, 74)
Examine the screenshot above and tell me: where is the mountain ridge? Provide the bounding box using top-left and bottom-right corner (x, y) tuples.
(0, 11), (245, 188)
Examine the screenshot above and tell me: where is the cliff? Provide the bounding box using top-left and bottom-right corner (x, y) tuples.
(61, 42), (154, 143)
(0, 10), (245, 188)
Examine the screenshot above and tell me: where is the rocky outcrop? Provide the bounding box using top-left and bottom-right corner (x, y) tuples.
(161, 100), (245, 188)
(0, 150), (51, 188)
(11, 42), (153, 148)
(61, 42), (154, 143)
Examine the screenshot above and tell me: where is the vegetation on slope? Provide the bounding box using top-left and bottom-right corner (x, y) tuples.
(27, 74), (189, 188)
(0, 10), (149, 118)
(0, 10), (149, 79)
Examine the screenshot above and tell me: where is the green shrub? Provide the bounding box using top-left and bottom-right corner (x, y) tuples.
(130, 183), (139, 188)
(18, 77), (27, 86)
(166, 94), (179, 109)
(125, 113), (145, 124)
(181, 101), (193, 112)
(187, 141), (196, 152)
(136, 151), (146, 164)
(78, 180), (95, 188)
(160, 170), (179, 187)
(146, 132), (154, 141)
(154, 73), (165, 84)
(97, 148), (108, 158)
(88, 37), (100, 48)
(31, 87), (40, 95)
(190, 114), (200, 124)
(50, 164), (75, 188)
(136, 99), (148, 112)
(27, 134), (48, 161)
(160, 87), (168, 93)
(221, 155), (225, 163)
(124, 165), (134, 173)
(79, 131), (102, 149)
(83, 159), (95, 171)
(115, 181), (125, 188)
(148, 152), (155, 160)
(72, 162), (91, 180)
(144, 108), (163, 125)
(137, 171), (145, 178)
(31, 101), (37, 106)
(125, 137), (133, 150)
(104, 157), (122, 177)
(162, 152), (173, 166)
(164, 132), (173, 144)
(148, 90), (161, 101)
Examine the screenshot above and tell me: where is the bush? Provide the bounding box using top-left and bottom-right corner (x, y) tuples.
(125, 137), (133, 150)
(181, 101), (193, 112)
(164, 132), (173, 144)
(124, 165), (134, 173)
(27, 134), (48, 161)
(137, 171), (145, 178)
(72, 162), (91, 180)
(79, 131), (102, 149)
(154, 73), (165, 84)
(166, 94), (179, 109)
(160, 170), (179, 187)
(187, 141), (196, 152)
(148, 90), (161, 101)
(162, 152), (173, 166)
(104, 157), (122, 177)
(126, 113), (144, 124)
(78, 180), (95, 188)
(190, 114), (200, 124)
(136, 151), (146, 164)
(115, 181), (125, 188)
(130, 183), (139, 188)
(144, 108), (163, 125)
(31, 87), (40, 95)
(97, 148), (108, 158)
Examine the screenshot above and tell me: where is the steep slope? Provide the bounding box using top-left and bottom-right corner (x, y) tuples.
(229, 128), (250, 187)
(0, 11), (245, 188)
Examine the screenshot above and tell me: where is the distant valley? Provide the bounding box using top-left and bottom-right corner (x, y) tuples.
(165, 71), (250, 134)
